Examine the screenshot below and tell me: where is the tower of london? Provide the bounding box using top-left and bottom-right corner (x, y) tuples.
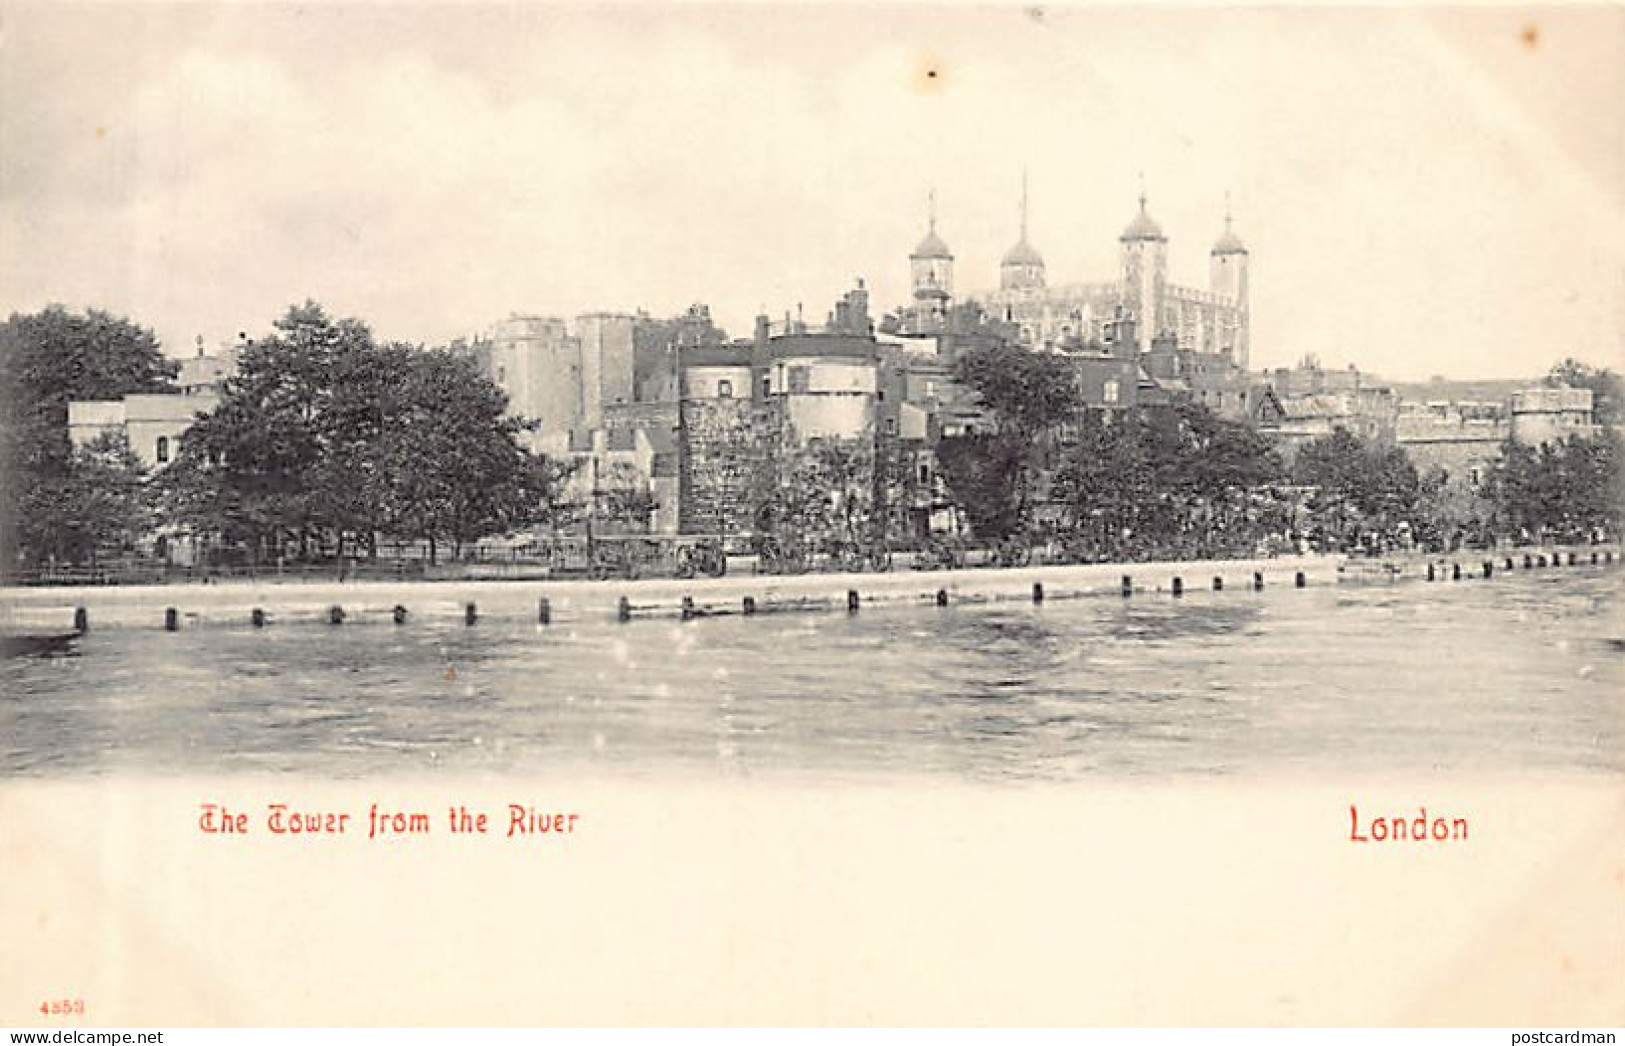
(908, 185), (1251, 371)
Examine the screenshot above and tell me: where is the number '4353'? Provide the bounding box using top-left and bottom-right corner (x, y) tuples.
(41, 998), (85, 1016)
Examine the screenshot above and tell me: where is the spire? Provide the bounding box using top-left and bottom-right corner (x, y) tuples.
(1020, 168), (1029, 242)
(1121, 174), (1165, 242)
(1002, 169), (1045, 271)
(1212, 190), (1247, 255)
(912, 188), (952, 258)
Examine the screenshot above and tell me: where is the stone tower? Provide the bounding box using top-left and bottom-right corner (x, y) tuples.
(1209, 195), (1250, 370)
(910, 190), (954, 334)
(1119, 185), (1168, 357)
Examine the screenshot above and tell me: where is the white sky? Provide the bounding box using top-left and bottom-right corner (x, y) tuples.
(2, 3), (1622, 380)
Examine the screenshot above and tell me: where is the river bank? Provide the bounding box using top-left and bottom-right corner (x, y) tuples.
(1, 543), (1615, 633)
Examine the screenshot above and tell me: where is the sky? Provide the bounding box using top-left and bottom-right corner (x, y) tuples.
(1, 2), (1622, 381)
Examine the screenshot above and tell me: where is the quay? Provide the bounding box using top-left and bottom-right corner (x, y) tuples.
(0, 544), (1616, 634)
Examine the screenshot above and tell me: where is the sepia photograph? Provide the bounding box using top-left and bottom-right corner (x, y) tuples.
(1, 0), (1622, 1030)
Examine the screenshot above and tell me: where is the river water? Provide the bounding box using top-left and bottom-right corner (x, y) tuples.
(3, 568), (1621, 780)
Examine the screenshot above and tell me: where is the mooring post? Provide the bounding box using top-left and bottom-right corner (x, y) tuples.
(73, 607), (88, 634)
(935, 589), (949, 607)
(1212, 576), (1223, 591)
(1121, 575), (1133, 598)
(847, 590), (860, 613)
(617, 596), (632, 623)
(742, 595), (757, 616)
(1171, 577), (1184, 597)
(392, 604), (408, 625)
(1032, 582), (1044, 604)
(164, 607), (179, 631)
(681, 596), (696, 621)
(251, 607), (266, 628)
(465, 602), (478, 626)
(537, 598), (551, 626)
(1295, 571), (1307, 588)
(328, 606), (345, 625)
(1253, 571), (1264, 591)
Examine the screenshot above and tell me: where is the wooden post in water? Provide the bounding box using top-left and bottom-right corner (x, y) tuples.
(328, 606), (345, 625)
(1032, 582), (1044, 604)
(537, 598), (551, 626)
(1212, 576), (1223, 591)
(464, 602), (478, 626)
(1295, 571), (1307, 588)
(847, 590), (860, 613)
(1171, 577), (1183, 597)
(742, 596), (757, 616)
(1253, 572), (1264, 591)
(73, 607), (88, 634)
(1121, 575), (1133, 598)
(392, 605), (408, 625)
(681, 596), (696, 621)
(251, 608), (266, 628)
(617, 596), (632, 623)
(935, 589), (949, 607)
(164, 607), (179, 631)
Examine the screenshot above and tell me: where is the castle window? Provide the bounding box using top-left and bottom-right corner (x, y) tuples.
(884, 417), (897, 435)
(918, 463), (931, 485)
(1103, 380), (1120, 404)
(716, 379), (733, 399)
(156, 436), (170, 463)
(788, 366), (811, 393)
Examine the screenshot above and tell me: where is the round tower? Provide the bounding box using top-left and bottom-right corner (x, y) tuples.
(1119, 186), (1168, 356)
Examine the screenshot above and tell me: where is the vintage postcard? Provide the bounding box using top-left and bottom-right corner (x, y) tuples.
(1, 1), (1622, 1029)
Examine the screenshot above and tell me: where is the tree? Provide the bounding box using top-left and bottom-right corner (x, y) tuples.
(0, 306), (175, 568)
(1487, 431), (1622, 541)
(369, 348), (558, 562)
(170, 302), (560, 566)
(170, 301), (375, 562)
(1546, 359), (1623, 427)
(937, 340), (1081, 539)
(1290, 429), (1420, 543)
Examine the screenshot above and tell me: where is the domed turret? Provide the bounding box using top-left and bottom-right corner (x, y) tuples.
(912, 227), (952, 260)
(1120, 192), (1166, 242)
(1001, 238), (1044, 268)
(1000, 172), (1047, 293)
(909, 190), (954, 333)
